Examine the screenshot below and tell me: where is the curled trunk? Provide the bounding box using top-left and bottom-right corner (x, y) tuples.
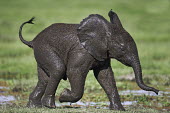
(132, 56), (159, 95)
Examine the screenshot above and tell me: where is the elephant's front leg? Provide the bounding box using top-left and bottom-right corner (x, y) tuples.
(59, 50), (93, 103)
(93, 60), (125, 111)
(59, 68), (88, 103)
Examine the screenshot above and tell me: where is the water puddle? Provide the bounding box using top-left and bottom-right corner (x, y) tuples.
(0, 86), (9, 89)
(0, 95), (15, 104)
(0, 86), (16, 104)
(0, 86), (169, 111)
(55, 101), (137, 109)
(120, 90), (170, 97)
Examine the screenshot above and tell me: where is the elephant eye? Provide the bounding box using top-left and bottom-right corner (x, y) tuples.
(121, 48), (126, 55)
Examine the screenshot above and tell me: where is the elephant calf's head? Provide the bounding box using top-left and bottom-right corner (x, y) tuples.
(77, 10), (159, 94)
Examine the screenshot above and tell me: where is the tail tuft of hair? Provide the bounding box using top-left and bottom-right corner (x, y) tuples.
(26, 17), (35, 24)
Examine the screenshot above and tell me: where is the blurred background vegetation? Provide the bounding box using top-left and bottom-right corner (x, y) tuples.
(0, 0), (170, 112)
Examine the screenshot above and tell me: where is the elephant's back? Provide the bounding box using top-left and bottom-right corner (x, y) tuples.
(33, 23), (80, 64)
(33, 23), (79, 42)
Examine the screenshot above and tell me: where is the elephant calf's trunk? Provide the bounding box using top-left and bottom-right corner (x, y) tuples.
(132, 60), (159, 95)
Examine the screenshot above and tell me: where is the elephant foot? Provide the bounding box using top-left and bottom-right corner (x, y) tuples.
(41, 95), (56, 108)
(109, 103), (125, 111)
(27, 100), (42, 108)
(59, 88), (72, 103)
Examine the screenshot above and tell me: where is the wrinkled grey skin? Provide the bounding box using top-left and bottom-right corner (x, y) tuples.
(19, 10), (159, 111)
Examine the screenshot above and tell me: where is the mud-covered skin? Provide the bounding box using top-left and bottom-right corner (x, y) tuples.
(19, 10), (159, 111)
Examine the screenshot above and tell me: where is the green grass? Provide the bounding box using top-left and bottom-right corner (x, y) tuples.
(0, 105), (165, 113)
(0, 0), (170, 112)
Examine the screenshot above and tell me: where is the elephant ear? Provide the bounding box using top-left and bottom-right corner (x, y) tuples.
(77, 14), (110, 61)
(108, 9), (123, 28)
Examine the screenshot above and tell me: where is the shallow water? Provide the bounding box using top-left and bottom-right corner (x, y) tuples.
(0, 86), (138, 108)
(55, 100), (137, 109)
(0, 86), (15, 104)
(0, 87), (169, 111)
(0, 86), (9, 89)
(0, 95), (15, 104)
(0, 86), (9, 93)
(119, 90), (170, 97)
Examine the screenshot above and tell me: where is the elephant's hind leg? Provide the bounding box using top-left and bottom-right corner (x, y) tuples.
(41, 61), (65, 108)
(34, 48), (66, 108)
(27, 66), (49, 108)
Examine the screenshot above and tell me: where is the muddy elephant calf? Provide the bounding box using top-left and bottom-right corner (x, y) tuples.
(19, 10), (159, 111)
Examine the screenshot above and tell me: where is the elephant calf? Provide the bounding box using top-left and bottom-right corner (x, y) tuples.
(19, 10), (159, 111)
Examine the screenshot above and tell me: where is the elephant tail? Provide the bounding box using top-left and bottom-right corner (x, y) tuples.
(19, 17), (35, 48)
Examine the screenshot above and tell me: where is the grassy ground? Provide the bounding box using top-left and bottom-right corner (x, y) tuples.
(0, 106), (164, 113)
(0, 0), (170, 112)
